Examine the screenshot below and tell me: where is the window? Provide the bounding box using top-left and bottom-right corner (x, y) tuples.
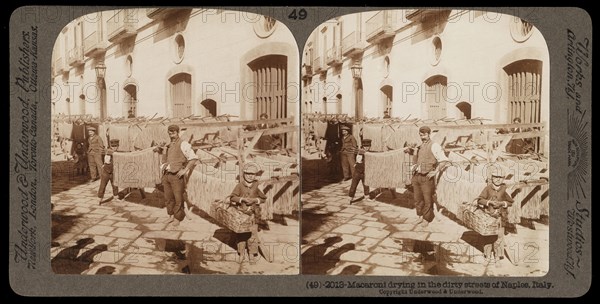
(381, 85), (393, 117)
(431, 36), (442, 66)
(173, 34), (185, 63)
(424, 75), (447, 120)
(169, 73), (192, 118)
(125, 55), (133, 77)
(383, 56), (390, 77)
(504, 59), (542, 124)
(254, 15), (277, 38)
(456, 102), (471, 119)
(123, 84), (137, 118)
(249, 55), (287, 120)
(200, 99), (217, 117)
(336, 93), (342, 114)
(510, 17), (534, 42)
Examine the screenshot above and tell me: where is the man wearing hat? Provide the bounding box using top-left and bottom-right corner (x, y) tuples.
(476, 167), (514, 265)
(404, 126), (449, 227)
(157, 124), (199, 226)
(339, 124), (358, 181)
(86, 126), (105, 182)
(348, 139), (373, 204)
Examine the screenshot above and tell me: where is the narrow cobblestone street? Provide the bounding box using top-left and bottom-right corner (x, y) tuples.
(50, 158), (299, 275)
(301, 153), (549, 276)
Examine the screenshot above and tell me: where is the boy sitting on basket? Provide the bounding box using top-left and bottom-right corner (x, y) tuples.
(228, 164), (267, 264)
(476, 169), (514, 266)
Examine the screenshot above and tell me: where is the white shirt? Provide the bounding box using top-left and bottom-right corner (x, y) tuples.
(430, 141), (449, 162)
(164, 139), (198, 172)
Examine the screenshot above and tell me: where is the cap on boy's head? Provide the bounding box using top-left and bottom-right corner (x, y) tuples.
(87, 126), (96, 132)
(340, 125), (351, 131)
(361, 139), (372, 147)
(243, 165), (259, 174)
(487, 167), (504, 179)
(419, 126), (431, 134)
(167, 125), (180, 132)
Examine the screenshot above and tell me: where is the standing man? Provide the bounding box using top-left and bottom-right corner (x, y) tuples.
(87, 126), (105, 182)
(339, 125), (358, 181)
(348, 139), (373, 204)
(157, 124), (199, 227)
(405, 126), (450, 227)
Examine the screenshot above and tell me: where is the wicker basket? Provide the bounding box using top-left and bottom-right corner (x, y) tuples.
(209, 200), (255, 233)
(461, 200), (501, 236)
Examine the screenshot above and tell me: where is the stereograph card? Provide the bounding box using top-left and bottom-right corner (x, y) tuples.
(8, 6), (591, 297)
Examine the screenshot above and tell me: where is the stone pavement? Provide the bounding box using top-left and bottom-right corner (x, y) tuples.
(50, 158), (299, 275)
(301, 154), (549, 276)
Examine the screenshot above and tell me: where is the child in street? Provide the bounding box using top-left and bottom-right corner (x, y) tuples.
(228, 165), (267, 264)
(74, 142), (87, 176)
(476, 169), (514, 266)
(348, 139), (373, 204)
(97, 140), (121, 205)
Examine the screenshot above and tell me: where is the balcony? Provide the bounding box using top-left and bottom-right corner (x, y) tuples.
(312, 56), (324, 74)
(342, 31), (366, 57)
(326, 46), (342, 67)
(146, 8), (187, 20)
(405, 9), (451, 23)
(53, 57), (65, 76)
(302, 63), (313, 79)
(107, 9), (137, 43)
(83, 30), (107, 57)
(366, 11), (397, 44)
(67, 46), (84, 67)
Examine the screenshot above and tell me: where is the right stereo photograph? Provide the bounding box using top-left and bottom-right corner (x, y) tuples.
(300, 9), (549, 276)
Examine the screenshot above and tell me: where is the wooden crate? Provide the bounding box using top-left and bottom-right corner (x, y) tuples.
(209, 200), (255, 233)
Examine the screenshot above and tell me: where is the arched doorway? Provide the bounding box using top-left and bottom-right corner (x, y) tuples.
(248, 55), (287, 120)
(424, 75), (447, 120)
(503, 59), (542, 124)
(123, 84), (137, 118)
(200, 99), (217, 117)
(380, 85), (393, 118)
(169, 73), (192, 118)
(456, 101), (471, 119)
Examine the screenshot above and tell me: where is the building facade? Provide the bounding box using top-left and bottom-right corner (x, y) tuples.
(302, 9), (549, 127)
(51, 8), (299, 122)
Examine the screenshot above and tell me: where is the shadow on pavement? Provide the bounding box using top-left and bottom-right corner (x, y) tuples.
(460, 231), (498, 253)
(51, 160), (91, 195)
(301, 157), (343, 193)
(51, 237), (108, 274)
(338, 264), (362, 275)
(152, 238), (226, 274)
(301, 236), (355, 275)
(51, 212), (81, 243)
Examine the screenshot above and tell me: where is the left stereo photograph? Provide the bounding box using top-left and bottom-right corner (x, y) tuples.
(49, 8), (300, 275)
